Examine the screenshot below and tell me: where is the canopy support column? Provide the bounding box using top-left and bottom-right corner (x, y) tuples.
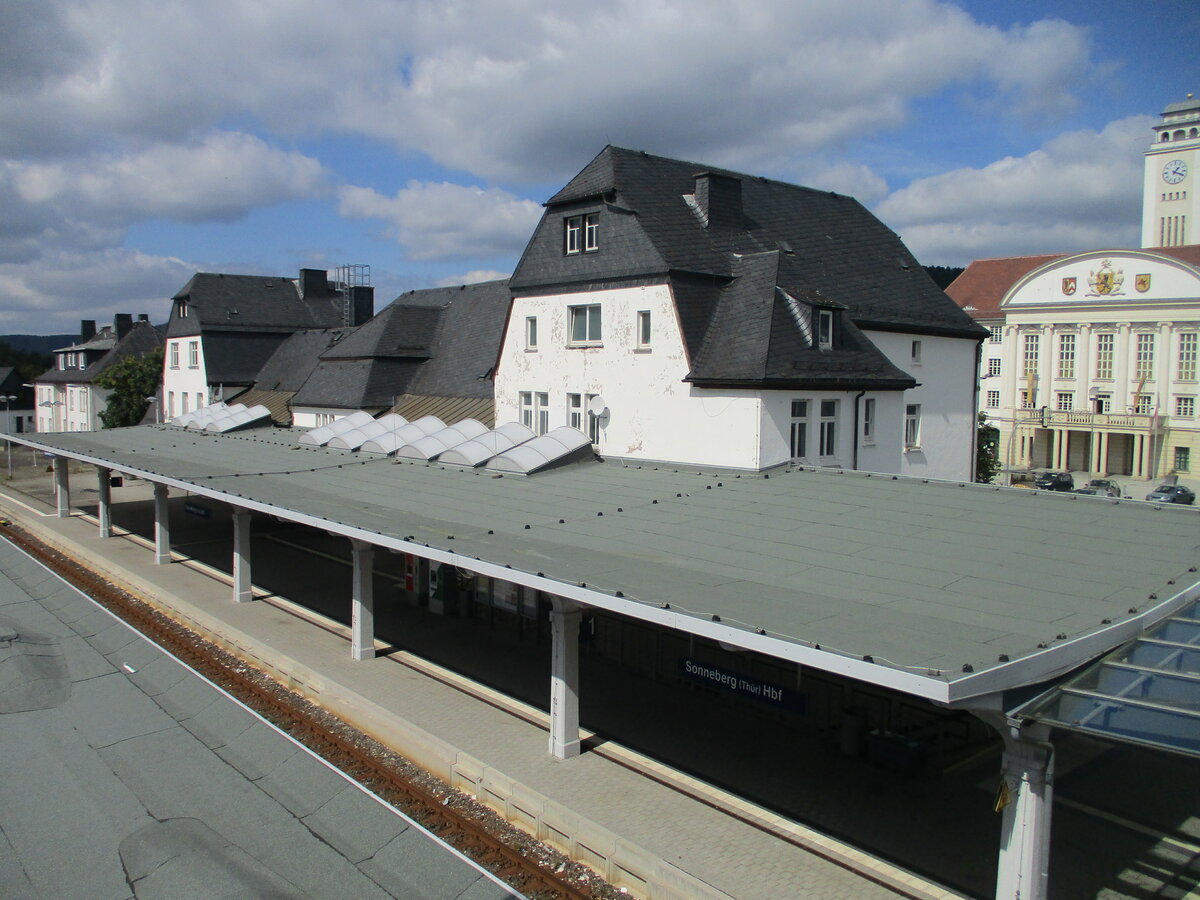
(152, 483), (171, 564)
(53, 457), (70, 518)
(232, 508), (253, 603)
(548, 596), (582, 759)
(983, 715), (1055, 900)
(350, 539), (375, 660)
(96, 467), (112, 538)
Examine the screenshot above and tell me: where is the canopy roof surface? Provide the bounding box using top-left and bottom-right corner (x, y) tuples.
(12, 424), (1200, 705)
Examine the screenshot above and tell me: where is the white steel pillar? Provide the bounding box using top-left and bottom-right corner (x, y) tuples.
(350, 539), (375, 660)
(232, 508), (253, 603)
(995, 721), (1055, 900)
(152, 483), (171, 564)
(96, 467), (112, 538)
(548, 596), (582, 759)
(53, 457), (70, 518)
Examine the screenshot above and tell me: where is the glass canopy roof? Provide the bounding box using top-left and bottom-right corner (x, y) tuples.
(1015, 597), (1200, 758)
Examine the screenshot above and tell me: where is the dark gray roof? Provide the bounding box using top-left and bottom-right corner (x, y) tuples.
(511, 147), (987, 388)
(167, 273), (345, 338)
(36, 321), (163, 385)
(201, 332), (295, 386)
(252, 329), (347, 392)
(290, 280), (510, 411)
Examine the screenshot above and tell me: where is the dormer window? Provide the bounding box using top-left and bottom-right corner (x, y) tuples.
(178, 300), (188, 318)
(564, 213), (599, 255)
(817, 310), (833, 350)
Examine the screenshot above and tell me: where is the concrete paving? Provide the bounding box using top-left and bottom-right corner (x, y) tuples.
(0, 535), (519, 900)
(3, 460), (1199, 900)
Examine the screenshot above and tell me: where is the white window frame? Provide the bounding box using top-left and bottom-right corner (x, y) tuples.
(564, 216), (582, 255)
(987, 358), (1001, 377)
(1055, 392), (1073, 411)
(567, 393), (582, 430)
(169, 342), (180, 369)
(181, 393), (189, 415)
(1057, 333), (1075, 379)
(861, 397), (875, 444)
(1174, 446), (1191, 473)
(583, 213), (599, 252)
(1095, 333), (1114, 379)
(989, 327), (1002, 344)
(986, 390), (1000, 409)
(1094, 392), (1112, 414)
(520, 392), (549, 435)
(1178, 333), (1197, 381)
(818, 310), (833, 350)
(818, 399), (837, 457)
(188, 340), (199, 368)
(568, 304), (602, 345)
(636, 310), (651, 348)
(904, 403), (921, 449)
(1133, 392), (1153, 415)
(1175, 396), (1195, 418)
(789, 399), (808, 459)
(910, 340), (921, 364)
(585, 393), (601, 445)
(1135, 333), (1156, 381)
(1022, 333), (1039, 376)
(525, 316), (538, 351)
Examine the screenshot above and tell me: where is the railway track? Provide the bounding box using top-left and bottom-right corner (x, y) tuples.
(1, 521), (614, 900)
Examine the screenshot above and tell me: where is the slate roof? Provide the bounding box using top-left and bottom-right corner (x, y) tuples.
(167, 273), (345, 338)
(947, 246), (1200, 322)
(252, 329), (347, 392)
(200, 332), (297, 387)
(290, 280), (510, 411)
(36, 321), (163, 385)
(511, 146), (985, 390)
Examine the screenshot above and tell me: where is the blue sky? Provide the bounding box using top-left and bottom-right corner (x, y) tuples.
(1, 0), (1196, 334)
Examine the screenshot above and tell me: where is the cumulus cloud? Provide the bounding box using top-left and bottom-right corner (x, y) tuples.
(437, 269), (511, 287)
(876, 115), (1151, 263)
(338, 181), (542, 261)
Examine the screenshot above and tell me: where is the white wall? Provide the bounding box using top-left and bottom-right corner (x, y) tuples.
(292, 407), (352, 428)
(496, 284), (766, 469)
(867, 330), (979, 482)
(162, 336), (209, 420)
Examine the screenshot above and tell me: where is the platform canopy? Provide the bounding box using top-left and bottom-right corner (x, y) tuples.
(8, 423), (1200, 707)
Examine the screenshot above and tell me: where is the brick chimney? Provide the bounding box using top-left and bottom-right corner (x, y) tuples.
(694, 172), (742, 230)
(114, 313), (133, 339)
(80, 320), (96, 342)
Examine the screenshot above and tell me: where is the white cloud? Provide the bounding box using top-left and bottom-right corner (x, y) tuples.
(876, 116), (1150, 263)
(437, 269), (511, 287)
(339, 181), (542, 261)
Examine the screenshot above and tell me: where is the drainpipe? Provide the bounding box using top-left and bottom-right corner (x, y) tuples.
(971, 338), (983, 482)
(851, 390), (866, 471)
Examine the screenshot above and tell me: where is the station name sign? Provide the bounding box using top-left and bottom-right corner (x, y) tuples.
(680, 658), (803, 711)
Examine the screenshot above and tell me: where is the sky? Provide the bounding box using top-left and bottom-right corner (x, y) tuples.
(1, 0), (1197, 334)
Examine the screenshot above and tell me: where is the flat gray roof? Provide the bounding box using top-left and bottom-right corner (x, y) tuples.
(12, 424), (1200, 705)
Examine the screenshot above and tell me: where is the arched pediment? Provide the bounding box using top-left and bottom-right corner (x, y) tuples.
(1001, 250), (1200, 308)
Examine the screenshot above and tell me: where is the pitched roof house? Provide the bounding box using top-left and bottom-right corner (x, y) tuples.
(35, 315), (163, 432)
(497, 146), (986, 477)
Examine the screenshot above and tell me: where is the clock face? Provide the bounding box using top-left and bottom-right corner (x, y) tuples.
(1163, 159), (1188, 184)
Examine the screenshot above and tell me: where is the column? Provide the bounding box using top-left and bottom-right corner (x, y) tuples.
(350, 539), (375, 660)
(1132, 434), (1144, 479)
(1098, 431), (1110, 476)
(53, 457), (70, 518)
(232, 508), (253, 603)
(548, 596), (582, 759)
(995, 721), (1055, 900)
(97, 467), (112, 538)
(1051, 430), (1062, 470)
(152, 483), (171, 564)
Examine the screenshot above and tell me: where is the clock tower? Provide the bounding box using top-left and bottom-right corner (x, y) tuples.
(1143, 93), (1200, 248)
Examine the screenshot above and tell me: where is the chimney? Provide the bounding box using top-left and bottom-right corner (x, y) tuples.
(114, 313), (133, 339)
(298, 268), (329, 298)
(694, 172), (742, 230)
(346, 285), (375, 327)
(80, 320), (97, 342)
(137, 313), (149, 323)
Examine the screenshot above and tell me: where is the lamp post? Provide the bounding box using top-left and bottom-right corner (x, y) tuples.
(1, 394), (15, 479)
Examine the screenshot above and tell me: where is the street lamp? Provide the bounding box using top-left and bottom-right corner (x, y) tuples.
(1, 394), (15, 479)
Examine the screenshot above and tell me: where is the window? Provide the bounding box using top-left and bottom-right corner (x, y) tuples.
(990, 327), (1002, 344)
(195, 392), (203, 410)
(986, 390), (1000, 408)
(525, 316), (538, 350)
(58, 355), (66, 371)
(1094, 392), (1112, 414)
(519, 392), (550, 435)
(569, 304), (602, 343)
(1135, 333), (1156, 380)
(818, 310), (833, 350)
(1022, 333), (1039, 375)
(1095, 333), (1114, 379)
(861, 397), (875, 444)
(1020, 390), (1035, 409)
(567, 393), (582, 430)
(910, 340), (922, 364)
(188, 340), (199, 368)
(636, 310), (651, 348)
(789, 400), (808, 458)
(169, 343), (180, 369)
(181, 393), (189, 414)
(1176, 396), (1195, 418)
(585, 393), (602, 444)
(819, 399), (837, 457)
(167, 392), (175, 418)
(904, 404), (921, 448)
(1179, 333), (1197, 381)
(564, 213), (599, 255)
(520, 392), (533, 429)
(987, 358), (1001, 377)
(1057, 334), (1075, 379)
(1133, 393), (1153, 415)
(1175, 447), (1191, 473)
(1056, 392), (1073, 411)
(178, 300), (188, 318)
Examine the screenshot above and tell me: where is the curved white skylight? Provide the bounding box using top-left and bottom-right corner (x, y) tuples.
(486, 426), (592, 474)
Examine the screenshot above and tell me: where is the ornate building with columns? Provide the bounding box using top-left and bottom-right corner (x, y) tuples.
(949, 95), (1200, 482)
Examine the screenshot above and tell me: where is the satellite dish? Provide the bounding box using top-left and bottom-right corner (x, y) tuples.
(587, 395), (609, 417)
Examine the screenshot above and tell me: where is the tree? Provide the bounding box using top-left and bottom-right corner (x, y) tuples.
(976, 411), (1000, 484)
(0, 339), (52, 382)
(95, 348), (163, 429)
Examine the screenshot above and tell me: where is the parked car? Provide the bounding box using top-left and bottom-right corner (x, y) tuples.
(1083, 479), (1122, 498)
(1034, 471), (1074, 491)
(1144, 485), (1196, 504)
